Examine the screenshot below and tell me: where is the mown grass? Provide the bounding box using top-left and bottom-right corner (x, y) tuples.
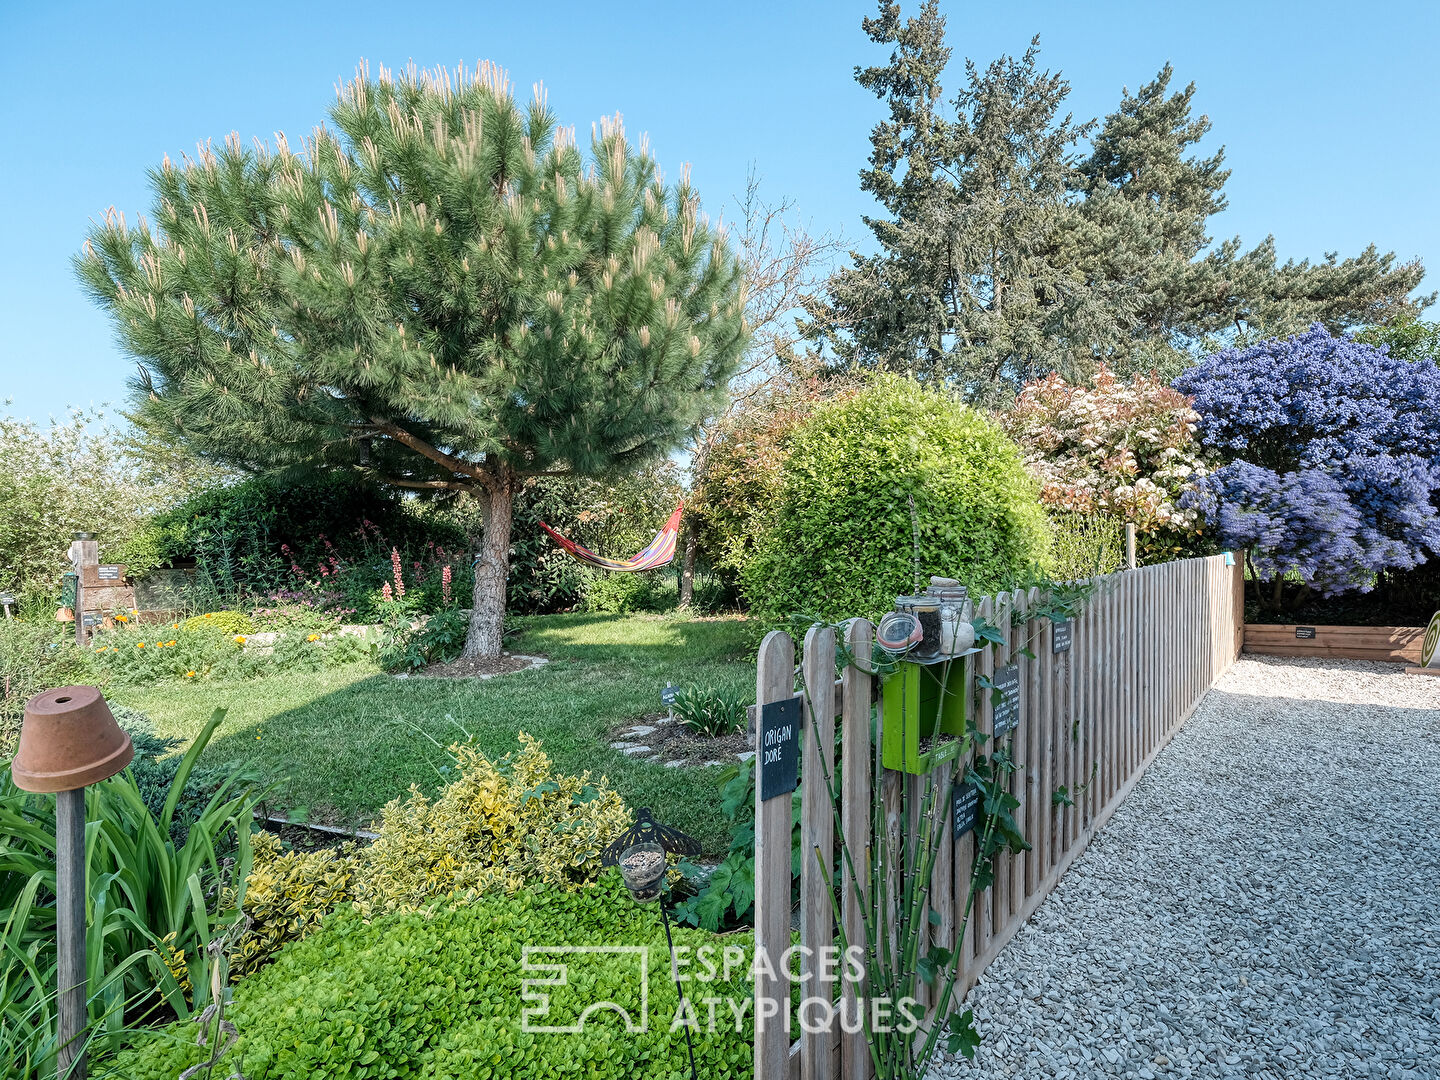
(109, 612), (757, 854)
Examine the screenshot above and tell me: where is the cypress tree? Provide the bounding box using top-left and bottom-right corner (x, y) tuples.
(1075, 65), (1429, 370)
(815, 6), (1110, 401)
(77, 62), (748, 658)
(815, 1), (1430, 394)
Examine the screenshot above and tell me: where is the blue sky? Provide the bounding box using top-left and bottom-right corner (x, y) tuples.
(2, 0), (1437, 421)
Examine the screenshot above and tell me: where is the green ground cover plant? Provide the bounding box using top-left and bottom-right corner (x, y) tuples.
(115, 880), (754, 1080)
(109, 613), (754, 853)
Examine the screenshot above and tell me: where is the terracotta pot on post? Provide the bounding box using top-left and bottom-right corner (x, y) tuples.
(12, 685), (133, 1080)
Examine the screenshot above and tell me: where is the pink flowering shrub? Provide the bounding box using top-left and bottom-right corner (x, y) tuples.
(1002, 366), (1208, 554)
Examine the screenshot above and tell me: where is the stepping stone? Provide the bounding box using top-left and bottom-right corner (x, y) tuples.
(627, 724), (657, 737)
(620, 745), (651, 756)
(703, 760), (724, 767)
(609, 741), (635, 750)
(736, 751), (755, 762)
(664, 760), (684, 768)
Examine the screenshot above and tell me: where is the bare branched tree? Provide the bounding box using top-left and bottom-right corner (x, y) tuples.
(679, 168), (843, 605)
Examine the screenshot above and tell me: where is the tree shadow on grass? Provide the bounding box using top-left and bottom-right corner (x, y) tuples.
(197, 658), (739, 852)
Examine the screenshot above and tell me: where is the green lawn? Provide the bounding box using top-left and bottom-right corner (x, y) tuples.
(110, 613), (756, 853)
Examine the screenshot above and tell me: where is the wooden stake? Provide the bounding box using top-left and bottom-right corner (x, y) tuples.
(56, 787), (87, 1080)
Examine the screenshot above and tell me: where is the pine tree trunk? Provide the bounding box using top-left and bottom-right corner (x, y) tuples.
(678, 522), (698, 608)
(465, 472), (513, 660)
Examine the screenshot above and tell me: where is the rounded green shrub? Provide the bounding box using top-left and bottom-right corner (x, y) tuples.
(743, 376), (1050, 623)
(114, 880), (754, 1080)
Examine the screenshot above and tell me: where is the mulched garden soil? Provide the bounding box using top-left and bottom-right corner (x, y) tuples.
(610, 711), (751, 765)
(411, 651), (545, 679)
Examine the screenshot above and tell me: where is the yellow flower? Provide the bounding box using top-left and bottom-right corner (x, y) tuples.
(306, 633), (320, 642)
(136, 642), (145, 649)
(234, 634), (247, 644)
(115, 614), (128, 624)
(185, 671), (196, 678)
(167, 640), (177, 647)
(205, 613), (214, 619)
(94, 646), (104, 653)
(172, 623), (179, 630)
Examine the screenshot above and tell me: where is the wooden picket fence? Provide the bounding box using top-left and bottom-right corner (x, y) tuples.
(752, 553), (1245, 1080)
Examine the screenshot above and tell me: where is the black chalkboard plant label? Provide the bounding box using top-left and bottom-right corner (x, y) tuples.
(1295, 626), (1317, 640)
(758, 696), (801, 800)
(991, 663), (1021, 739)
(952, 779), (980, 839)
(1052, 618), (1072, 653)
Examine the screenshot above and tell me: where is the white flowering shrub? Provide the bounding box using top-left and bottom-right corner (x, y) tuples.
(1002, 366), (1209, 558)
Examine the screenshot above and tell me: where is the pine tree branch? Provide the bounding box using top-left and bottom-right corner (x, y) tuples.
(383, 476), (475, 491)
(368, 417), (491, 485)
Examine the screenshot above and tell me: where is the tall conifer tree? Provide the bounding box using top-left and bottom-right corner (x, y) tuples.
(815, 2), (1429, 394)
(77, 62), (747, 658)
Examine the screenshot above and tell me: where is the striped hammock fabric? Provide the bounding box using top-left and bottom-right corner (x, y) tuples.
(538, 503), (684, 572)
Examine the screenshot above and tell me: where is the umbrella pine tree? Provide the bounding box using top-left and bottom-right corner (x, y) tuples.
(78, 61), (747, 657)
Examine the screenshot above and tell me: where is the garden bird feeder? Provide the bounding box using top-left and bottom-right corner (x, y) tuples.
(14, 685), (133, 1080)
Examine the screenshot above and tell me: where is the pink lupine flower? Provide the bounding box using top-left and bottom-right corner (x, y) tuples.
(390, 548), (405, 598)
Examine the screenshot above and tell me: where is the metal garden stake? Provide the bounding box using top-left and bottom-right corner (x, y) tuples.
(602, 808), (703, 1080)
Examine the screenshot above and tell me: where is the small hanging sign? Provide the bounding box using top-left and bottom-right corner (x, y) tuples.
(991, 663), (1021, 739)
(81, 612), (104, 627)
(952, 779), (981, 839)
(758, 696), (801, 801)
(96, 565), (123, 581)
(1052, 618), (1072, 653)
(1295, 627), (1317, 640)
(661, 684), (680, 706)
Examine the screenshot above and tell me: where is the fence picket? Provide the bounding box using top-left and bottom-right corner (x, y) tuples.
(839, 620), (872, 1080)
(801, 626), (837, 1080)
(754, 630), (794, 1080)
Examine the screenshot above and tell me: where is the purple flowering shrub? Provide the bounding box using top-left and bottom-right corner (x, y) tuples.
(1175, 325), (1440, 604)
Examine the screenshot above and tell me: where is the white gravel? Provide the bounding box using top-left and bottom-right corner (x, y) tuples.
(929, 656), (1440, 1080)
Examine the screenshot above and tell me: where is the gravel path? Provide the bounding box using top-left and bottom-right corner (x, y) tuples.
(929, 656), (1440, 1080)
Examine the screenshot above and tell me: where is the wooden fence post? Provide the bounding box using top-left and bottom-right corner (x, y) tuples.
(755, 630), (794, 1080)
(840, 619), (872, 1080)
(801, 625), (836, 1080)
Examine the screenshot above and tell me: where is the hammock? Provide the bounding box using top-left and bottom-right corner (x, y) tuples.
(538, 503), (684, 572)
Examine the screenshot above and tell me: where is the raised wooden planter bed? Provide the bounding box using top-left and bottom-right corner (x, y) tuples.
(1242, 623), (1424, 663)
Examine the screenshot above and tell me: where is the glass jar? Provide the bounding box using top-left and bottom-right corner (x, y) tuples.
(900, 594), (942, 658)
